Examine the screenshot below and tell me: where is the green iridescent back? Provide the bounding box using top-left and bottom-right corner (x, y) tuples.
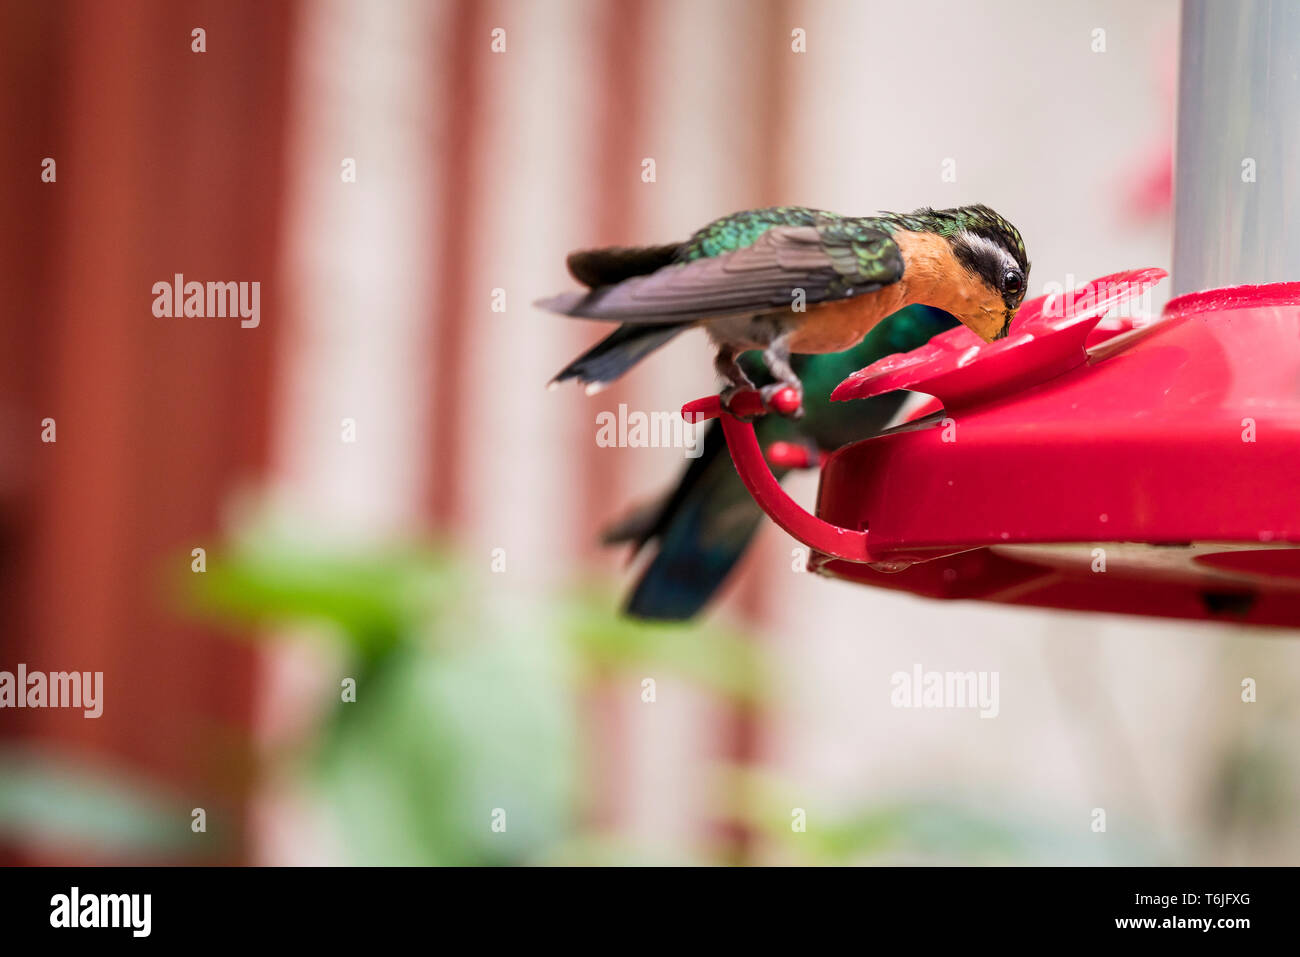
(675, 203), (1026, 277)
(677, 206), (841, 261)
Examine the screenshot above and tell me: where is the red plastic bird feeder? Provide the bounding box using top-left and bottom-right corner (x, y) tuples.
(684, 272), (1300, 627)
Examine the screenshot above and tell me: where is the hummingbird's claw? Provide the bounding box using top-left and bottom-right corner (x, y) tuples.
(719, 384), (803, 420)
(720, 385), (760, 422)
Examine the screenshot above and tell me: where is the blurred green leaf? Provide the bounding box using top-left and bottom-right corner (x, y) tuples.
(0, 748), (214, 858)
(560, 588), (766, 704)
(189, 542), (462, 658)
(315, 619), (578, 865)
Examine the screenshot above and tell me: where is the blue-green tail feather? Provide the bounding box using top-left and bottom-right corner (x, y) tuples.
(612, 304), (959, 621)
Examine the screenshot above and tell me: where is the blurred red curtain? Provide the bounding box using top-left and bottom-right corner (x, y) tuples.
(0, 0), (297, 864)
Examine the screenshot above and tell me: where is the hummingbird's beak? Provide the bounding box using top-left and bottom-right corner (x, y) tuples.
(962, 307), (1008, 343)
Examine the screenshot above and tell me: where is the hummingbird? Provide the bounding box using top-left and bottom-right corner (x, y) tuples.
(603, 304), (959, 621)
(538, 204), (1028, 414)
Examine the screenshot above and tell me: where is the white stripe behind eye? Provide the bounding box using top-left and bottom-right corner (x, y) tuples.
(960, 231), (1017, 275)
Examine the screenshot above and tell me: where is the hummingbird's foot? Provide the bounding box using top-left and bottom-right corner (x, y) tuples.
(761, 382), (804, 419)
(759, 334), (803, 418)
(720, 385), (761, 421)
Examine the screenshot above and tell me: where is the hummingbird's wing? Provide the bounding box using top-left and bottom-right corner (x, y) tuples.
(536, 222), (903, 323)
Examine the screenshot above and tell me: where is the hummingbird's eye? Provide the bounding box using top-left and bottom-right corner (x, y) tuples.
(1003, 270), (1024, 296)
